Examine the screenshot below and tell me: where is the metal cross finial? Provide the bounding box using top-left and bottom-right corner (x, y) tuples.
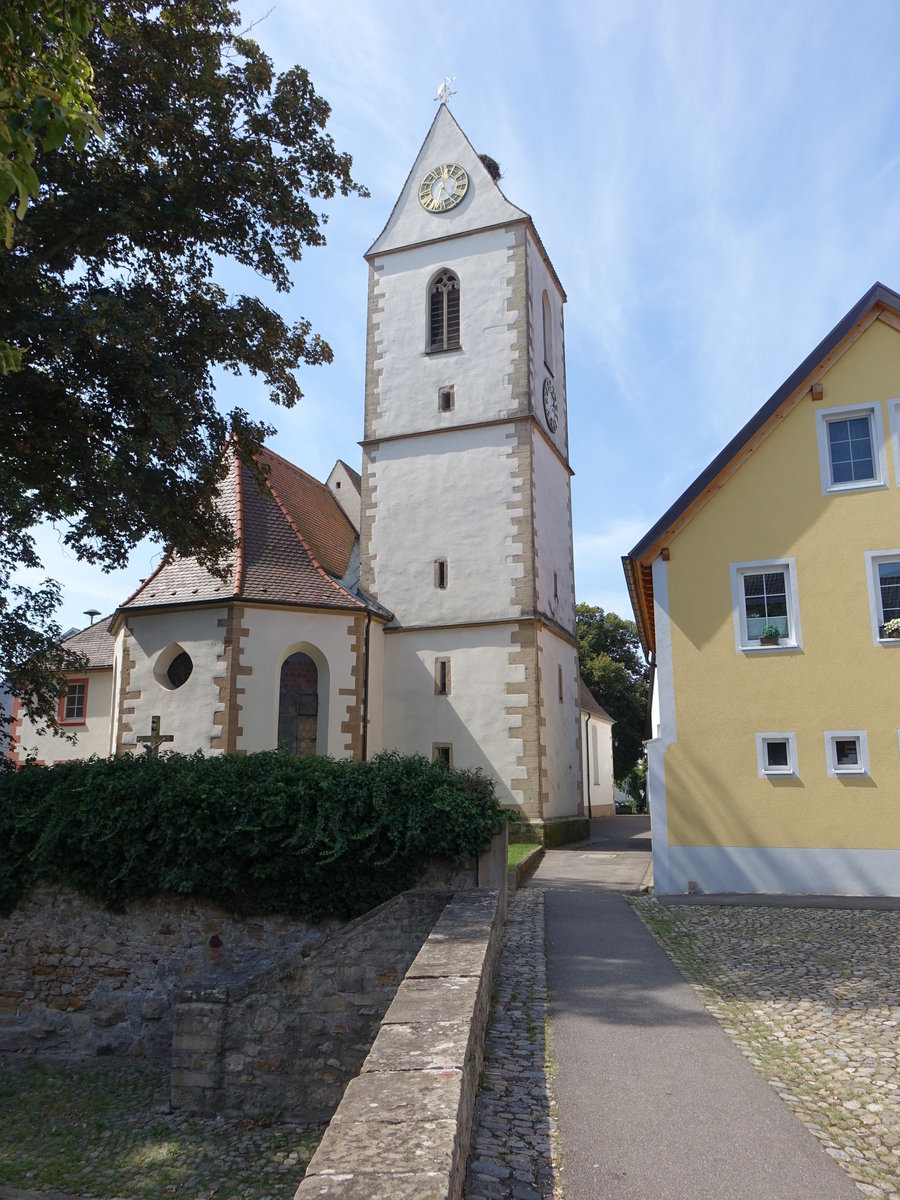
(435, 76), (457, 105)
(137, 714), (174, 758)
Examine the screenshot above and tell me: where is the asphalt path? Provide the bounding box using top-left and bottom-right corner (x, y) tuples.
(528, 820), (861, 1200)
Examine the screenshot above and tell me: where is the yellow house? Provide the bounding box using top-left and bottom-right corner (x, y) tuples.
(623, 283), (900, 897)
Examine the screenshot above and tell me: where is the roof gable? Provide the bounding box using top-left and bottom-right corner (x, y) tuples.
(624, 282), (900, 655)
(367, 104), (528, 258)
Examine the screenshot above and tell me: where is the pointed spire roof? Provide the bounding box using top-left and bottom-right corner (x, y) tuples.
(116, 446), (370, 618)
(367, 104), (529, 258)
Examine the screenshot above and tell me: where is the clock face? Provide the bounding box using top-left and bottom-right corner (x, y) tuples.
(543, 377), (559, 432)
(418, 163), (469, 212)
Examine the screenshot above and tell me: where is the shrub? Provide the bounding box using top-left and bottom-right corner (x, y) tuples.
(0, 751), (509, 919)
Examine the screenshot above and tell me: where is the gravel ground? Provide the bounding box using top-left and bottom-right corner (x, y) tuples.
(0, 1060), (321, 1199)
(632, 898), (900, 1200)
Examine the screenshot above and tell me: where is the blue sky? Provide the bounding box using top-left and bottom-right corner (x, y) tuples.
(29, 0), (900, 634)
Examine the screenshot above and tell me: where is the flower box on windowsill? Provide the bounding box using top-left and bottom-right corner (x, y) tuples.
(882, 619), (900, 640)
(758, 625), (782, 647)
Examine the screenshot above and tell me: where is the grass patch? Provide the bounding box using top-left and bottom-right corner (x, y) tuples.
(508, 842), (540, 869)
(0, 1061), (322, 1199)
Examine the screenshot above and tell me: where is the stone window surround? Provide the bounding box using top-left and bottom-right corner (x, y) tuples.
(58, 677), (89, 725)
(824, 729), (870, 777)
(755, 731), (798, 778)
(435, 657), (451, 696)
(863, 549), (900, 646)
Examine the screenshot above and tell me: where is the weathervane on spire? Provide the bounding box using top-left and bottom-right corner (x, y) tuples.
(435, 76), (457, 105)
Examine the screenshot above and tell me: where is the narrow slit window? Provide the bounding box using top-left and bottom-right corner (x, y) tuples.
(435, 559), (448, 589)
(553, 570), (558, 600)
(438, 387), (455, 413)
(428, 271), (460, 352)
(558, 663), (564, 702)
(435, 657), (451, 695)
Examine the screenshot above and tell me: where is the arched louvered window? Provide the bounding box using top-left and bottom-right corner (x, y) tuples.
(278, 652), (318, 757)
(542, 290), (553, 371)
(428, 270), (460, 352)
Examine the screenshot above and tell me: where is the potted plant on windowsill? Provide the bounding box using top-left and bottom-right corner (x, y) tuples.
(759, 624), (782, 646)
(883, 618), (900, 640)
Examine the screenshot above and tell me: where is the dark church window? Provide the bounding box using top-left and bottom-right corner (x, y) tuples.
(278, 652), (319, 757)
(428, 270), (460, 352)
(167, 651), (193, 690)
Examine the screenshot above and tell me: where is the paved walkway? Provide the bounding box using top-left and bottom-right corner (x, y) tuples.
(465, 818), (881, 1200)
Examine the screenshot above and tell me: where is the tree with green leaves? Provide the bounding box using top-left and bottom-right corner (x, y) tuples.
(0, 0), (366, 742)
(576, 602), (649, 780)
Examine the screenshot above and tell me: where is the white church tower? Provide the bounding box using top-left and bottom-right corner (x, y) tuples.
(360, 104), (586, 841)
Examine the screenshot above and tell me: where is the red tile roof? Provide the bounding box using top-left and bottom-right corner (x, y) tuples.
(119, 448), (366, 615)
(62, 619), (115, 668)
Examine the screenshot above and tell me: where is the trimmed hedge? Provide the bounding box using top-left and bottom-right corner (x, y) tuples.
(0, 751), (510, 920)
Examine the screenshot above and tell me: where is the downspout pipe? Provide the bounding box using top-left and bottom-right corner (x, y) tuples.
(361, 611), (372, 762)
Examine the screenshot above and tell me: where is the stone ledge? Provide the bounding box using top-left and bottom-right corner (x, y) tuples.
(295, 885), (506, 1200)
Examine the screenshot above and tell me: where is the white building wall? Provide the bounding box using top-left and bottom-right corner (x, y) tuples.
(537, 628), (582, 819)
(532, 431), (576, 634)
(380, 626), (528, 807)
(365, 425), (526, 627)
(121, 608), (227, 755)
(13, 670), (114, 763)
(365, 618), (385, 756)
(239, 607), (361, 758)
(582, 713), (615, 816)
(367, 227), (521, 443)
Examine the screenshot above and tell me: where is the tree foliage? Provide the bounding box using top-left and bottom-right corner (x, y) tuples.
(0, 0), (366, 735)
(0, 751), (510, 919)
(0, 1), (105, 254)
(576, 602), (649, 779)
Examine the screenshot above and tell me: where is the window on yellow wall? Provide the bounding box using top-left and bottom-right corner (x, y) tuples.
(755, 732), (797, 777)
(730, 559), (802, 652)
(824, 730), (869, 776)
(815, 402), (888, 495)
(864, 550), (900, 644)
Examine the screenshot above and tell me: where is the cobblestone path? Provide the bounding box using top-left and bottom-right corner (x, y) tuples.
(633, 898), (900, 1200)
(463, 888), (562, 1200)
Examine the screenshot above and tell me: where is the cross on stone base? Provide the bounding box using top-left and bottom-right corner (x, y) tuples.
(137, 715), (174, 758)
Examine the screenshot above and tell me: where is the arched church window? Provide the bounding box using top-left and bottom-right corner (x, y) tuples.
(428, 270), (460, 352)
(278, 652), (319, 758)
(542, 290), (553, 372)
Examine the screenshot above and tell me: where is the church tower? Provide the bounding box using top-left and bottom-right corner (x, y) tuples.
(359, 105), (585, 839)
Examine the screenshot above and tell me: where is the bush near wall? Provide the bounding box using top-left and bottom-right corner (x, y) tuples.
(0, 751), (508, 920)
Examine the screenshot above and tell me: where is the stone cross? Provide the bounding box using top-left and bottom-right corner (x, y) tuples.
(137, 715), (174, 758)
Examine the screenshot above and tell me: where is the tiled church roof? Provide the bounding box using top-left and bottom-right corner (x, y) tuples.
(119, 447), (368, 615)
(62, 619), (115, 668)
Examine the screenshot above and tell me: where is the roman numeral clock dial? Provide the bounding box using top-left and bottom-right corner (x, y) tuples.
(418, 163), (469, 212)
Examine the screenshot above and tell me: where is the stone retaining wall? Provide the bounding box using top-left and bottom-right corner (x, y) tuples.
(0, 884), (340, 1061)
(171, 889), (450, 1122)
(295, 883), (506, 1200)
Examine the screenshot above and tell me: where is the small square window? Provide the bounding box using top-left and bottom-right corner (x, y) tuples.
(433, 743), (452, 767)
(731, 560), (801, 651)
(756, 732), (797, 777)
(824, 730), (869, 776)
(815, 403), (888, 495)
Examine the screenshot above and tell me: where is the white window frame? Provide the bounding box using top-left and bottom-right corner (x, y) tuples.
(815, 401), (888, 495)
(730, 558), (802, 652)
(864, 549), (900, 646)
(824, 730), (870, 777)
(755, 732), (798, 778)
(888, 399), (900, 485)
